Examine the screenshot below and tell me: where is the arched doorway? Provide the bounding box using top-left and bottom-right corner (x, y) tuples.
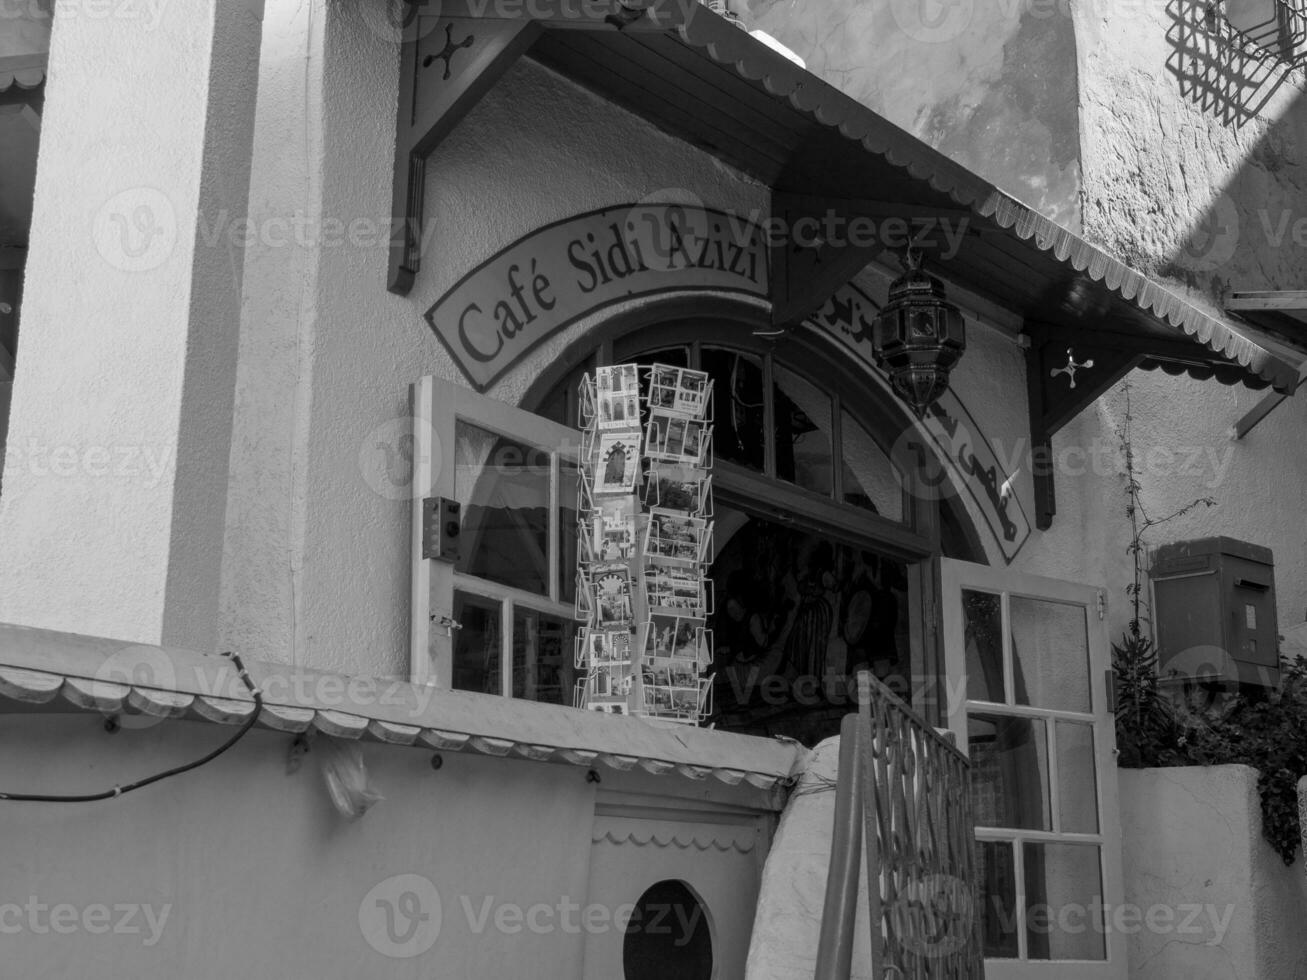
(524, 314), (985, 741)
(622, 880), (714, 980)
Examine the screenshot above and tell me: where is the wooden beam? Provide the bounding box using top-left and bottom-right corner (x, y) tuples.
(0, 102), (40, 131)
(1226, 290), (1307, 312)
(1231, 360), (1306, 440)
(436, 0), (693, 29)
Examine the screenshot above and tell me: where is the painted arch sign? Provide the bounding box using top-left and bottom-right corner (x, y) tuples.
(424, 204), (1029, 563)
(425, 204), (769, 391)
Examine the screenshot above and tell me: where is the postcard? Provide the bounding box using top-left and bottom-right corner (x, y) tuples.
(596, 364), (639, 396)
(597, 390), (641, 431)
(645, 568), (708, 618)
(647, 365), (711, 419)
(643, 463), (711, 516)
(642, 617), (709, 663)
(580, 628), (633, 666)
(594, 433), (641, 493)
(643, 508), (709, 565)
(592, 565), (633, 628)
(593, 497), (637, 561)
(645, 409), (709, 464)
(589, 664), (633, 700)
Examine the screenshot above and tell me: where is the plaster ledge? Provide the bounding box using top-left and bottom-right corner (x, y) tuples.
(0, 623), (806, 798)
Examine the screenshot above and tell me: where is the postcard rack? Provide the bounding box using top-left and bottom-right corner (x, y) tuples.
(573, 363), (715, 725)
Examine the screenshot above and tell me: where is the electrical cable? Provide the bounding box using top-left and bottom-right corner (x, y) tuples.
(0, 651), (264, 803)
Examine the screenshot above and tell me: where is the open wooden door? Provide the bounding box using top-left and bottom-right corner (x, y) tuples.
(941, 559), (1125, 980)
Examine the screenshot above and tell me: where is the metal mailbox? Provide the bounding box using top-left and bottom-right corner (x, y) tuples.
(1150, 536), (1279, 689)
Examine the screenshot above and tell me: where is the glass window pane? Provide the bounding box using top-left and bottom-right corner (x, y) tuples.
(512, 609), (574, 704)
(976, 840), (1019, 958)
(1010, 596), (1092, 711)
(840, 409), (904, 520)
(709, 503), (911, 746)
(773, 364), (833, 495)
(702, 347), (764, 471)
(1024, 842), (1106, 960)
(537, 356), (593, 427)
(628, 347), (689, 371)
(962, 590), (1005, 703)
(967, 713), (1051, 831)
(1057, 720), (1100, 833)
(454, 421), (551, 596)
(452, 591), (502, 695)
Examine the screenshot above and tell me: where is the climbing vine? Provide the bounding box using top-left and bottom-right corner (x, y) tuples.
(1109, 379), (1305, 865)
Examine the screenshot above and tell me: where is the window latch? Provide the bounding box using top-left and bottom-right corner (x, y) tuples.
(432, 614), (463, 636)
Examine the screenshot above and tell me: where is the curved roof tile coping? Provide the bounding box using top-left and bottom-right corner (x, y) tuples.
(0, 623), (806, 794)
(0, 55), (46, 93)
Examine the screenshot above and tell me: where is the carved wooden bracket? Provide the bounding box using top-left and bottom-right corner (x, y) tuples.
(387, 0), (701, 296)
(388, 16), (542, 294)
(1025, 322), (1143, 530)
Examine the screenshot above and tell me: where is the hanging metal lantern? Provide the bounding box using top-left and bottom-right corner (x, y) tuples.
(872, 249), (966, 417)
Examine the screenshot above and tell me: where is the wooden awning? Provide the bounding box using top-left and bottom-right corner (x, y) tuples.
(385, 2), (1303, 526)
(385, 0), (1300, 394)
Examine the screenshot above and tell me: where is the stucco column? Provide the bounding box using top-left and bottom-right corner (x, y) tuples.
(0, 1), (265, 651)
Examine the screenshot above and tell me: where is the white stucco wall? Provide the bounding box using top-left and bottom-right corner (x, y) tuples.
(1073, 2), (1307, 296)
(0, 0), (263, 651)
(220, 0), (768, 675)
(1120, 765), (1307, 979)
(1064, 0), (1307, 646)
(0, 711), (775, 977)
(219, 0), (1307, 686)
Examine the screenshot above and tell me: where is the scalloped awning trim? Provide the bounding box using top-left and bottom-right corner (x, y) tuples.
(0, 623), (805, 795)
(668, 15), (1299, 393)
(0, 55), (47, 93)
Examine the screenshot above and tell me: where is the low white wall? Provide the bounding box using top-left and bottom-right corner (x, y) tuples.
(1119, 764), (1307, 980)
(0, 712), (779, 977)
(746, 736), (876, 980)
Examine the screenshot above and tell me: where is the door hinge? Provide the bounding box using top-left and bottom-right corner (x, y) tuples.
(1106, 668), (1118, 713)
(1096, 590), (1106, 621)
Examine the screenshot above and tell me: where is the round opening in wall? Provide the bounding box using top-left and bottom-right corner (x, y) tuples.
(622, 879), (713, 980)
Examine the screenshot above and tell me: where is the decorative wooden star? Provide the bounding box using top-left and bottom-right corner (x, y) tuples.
(423, 24), (475, 82)
(1049, 347), (1095, 389)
